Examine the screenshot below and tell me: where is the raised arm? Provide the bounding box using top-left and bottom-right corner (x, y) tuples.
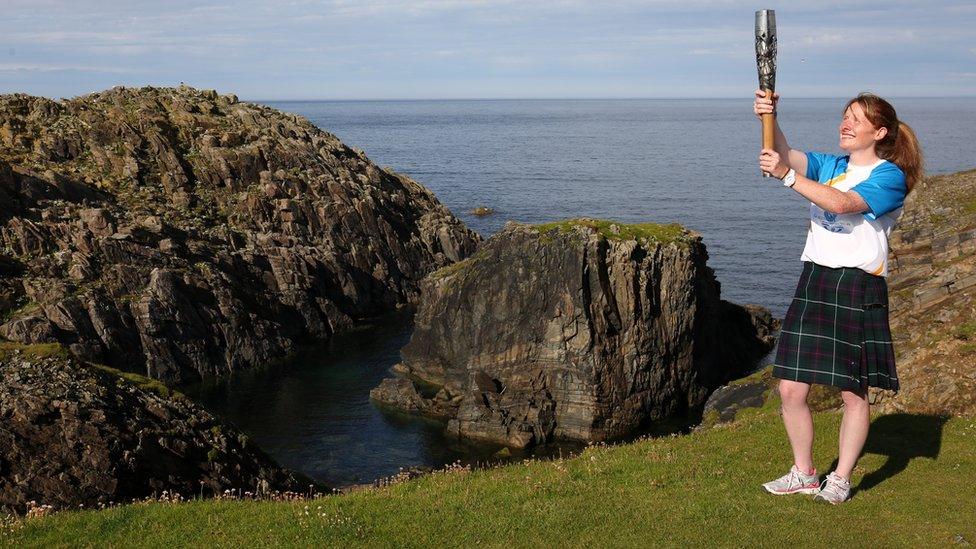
(753, 90), (866, 215)
(754, 89), (808, 176)
(759, 148), (869, 215)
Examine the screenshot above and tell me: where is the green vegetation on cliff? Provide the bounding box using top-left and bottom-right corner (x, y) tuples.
(427, 218), (691, 283)
(427, 249), (488, 281)
(89, 363), (186, 402)
(534, 218), (690, 244)
(0, 340), (66, 362)
(0, 339), (179, 401)
(7, 393), (973, 547)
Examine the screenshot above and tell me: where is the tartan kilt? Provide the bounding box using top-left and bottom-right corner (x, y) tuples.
(773, 261), (899, 392)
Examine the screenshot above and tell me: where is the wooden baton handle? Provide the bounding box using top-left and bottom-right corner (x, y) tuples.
(761, 89), (775, 177)
(761, 89), (775, 149)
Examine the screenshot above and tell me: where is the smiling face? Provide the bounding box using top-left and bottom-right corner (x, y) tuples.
(839, 101), (887, 153)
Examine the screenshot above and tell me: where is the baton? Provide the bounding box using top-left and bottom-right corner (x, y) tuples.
(755, 9), (777, 177)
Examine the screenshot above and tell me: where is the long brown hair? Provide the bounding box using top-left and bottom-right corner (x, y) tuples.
(844, 93), (924, 191)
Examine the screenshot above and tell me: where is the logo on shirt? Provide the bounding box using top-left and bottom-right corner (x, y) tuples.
(813, 207), (853, 233)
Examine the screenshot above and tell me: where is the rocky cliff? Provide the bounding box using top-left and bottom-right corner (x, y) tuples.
(0, 341), (314, 514)
(370, 220), (777, 448)
(0, 86), (479, 383)
(878, 168), (976, 414)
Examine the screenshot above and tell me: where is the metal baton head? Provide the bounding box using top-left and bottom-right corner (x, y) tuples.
(755, 9), (777, 92)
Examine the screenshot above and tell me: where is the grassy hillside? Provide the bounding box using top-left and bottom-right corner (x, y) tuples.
(5, 396), (974, 548)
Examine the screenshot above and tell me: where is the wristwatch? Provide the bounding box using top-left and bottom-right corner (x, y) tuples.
(781, 168), (797, 188)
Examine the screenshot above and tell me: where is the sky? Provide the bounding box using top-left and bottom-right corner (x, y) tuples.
(0, 0), (973, 100)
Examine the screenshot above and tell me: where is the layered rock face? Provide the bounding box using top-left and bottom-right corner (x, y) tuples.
(877, 169), (976, 415)
(0, 343), (313, 514)
(371, 220), (776, 448)
(0, 86), (479, 383)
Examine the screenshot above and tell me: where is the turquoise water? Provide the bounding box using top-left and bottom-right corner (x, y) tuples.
(187, 98), (976, 486)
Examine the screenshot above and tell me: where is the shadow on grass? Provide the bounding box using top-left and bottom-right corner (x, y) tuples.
(829, 413), (949, 495)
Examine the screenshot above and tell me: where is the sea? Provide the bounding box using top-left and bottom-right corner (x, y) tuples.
(184, 97), (976, 487)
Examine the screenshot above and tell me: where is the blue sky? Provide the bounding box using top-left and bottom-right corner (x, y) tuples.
(1, 0), (973, 100)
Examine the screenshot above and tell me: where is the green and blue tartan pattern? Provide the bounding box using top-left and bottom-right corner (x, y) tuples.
(773, 262), (899, 392)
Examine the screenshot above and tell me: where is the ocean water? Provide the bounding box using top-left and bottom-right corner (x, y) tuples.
(186, 97), (976, 486)
(276, 97), (975, 316)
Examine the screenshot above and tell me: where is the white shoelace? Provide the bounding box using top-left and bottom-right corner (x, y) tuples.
(820, 473), (850, 499)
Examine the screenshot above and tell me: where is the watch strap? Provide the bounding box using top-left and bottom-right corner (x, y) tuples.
(782, 168), (797, 187)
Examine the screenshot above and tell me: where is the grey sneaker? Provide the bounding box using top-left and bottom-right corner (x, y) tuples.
(814, 472), (851, 504)
(762, 465), (820, 495)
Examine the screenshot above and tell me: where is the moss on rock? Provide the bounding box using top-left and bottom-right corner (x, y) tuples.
(89, 363), (186, 402)
(533, 218), (691, 245)
(0, 340), (68, 362)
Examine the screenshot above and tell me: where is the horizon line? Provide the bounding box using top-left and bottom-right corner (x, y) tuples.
(5, 87), (972, 103)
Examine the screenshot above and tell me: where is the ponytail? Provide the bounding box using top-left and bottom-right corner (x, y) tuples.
(886, 121), (924, 191)
(845, 93), (925, 191)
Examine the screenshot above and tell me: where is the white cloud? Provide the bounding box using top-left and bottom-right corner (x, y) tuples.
(570, 52), (634, 66)
(0, 63), (132, 74)
(488, 55), (536, 67)
(791, 28), (920, 49)
(320, 0), (523, 17)
(2, 31), (139, 45)
(0, 0), (973, 98)
(689, 47), (748, 59)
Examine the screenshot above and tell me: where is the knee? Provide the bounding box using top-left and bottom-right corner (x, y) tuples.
(778, 380), (809, 407)
(841, 390), (869, 411)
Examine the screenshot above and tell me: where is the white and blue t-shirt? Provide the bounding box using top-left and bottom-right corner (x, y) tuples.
(800, 152), (908, 277)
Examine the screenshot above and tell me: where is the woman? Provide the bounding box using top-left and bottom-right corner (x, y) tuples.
(753, 90), (923, 504)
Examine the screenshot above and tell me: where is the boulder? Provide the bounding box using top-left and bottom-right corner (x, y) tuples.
(370, 219), (777, 448)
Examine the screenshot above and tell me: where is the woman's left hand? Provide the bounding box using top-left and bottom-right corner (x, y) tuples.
(759, 148), (789, 179)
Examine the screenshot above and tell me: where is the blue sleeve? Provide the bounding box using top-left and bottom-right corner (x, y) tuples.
(805, 152), (836, 182)
(851, 163), (907, 220)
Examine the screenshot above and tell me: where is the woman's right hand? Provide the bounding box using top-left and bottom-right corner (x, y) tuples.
(754, 89), (779, 119)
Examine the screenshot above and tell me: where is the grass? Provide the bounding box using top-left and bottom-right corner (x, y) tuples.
(88, 363), (186, 402)
(427, 251), (485, 281)
(954, 321), (976, 341)
(962, 198), (976, 215)
(0, 299), (39, 323)
(0, 340), (67, 362)
(0, 339), (184, 402)
(6, 395), (974, 548)
(534, 218), (690, 245)
(427, 219), (691, 282)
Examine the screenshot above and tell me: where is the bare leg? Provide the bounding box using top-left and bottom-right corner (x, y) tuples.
(778, 379), (815, 473)
(835, 389), (870, 479)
